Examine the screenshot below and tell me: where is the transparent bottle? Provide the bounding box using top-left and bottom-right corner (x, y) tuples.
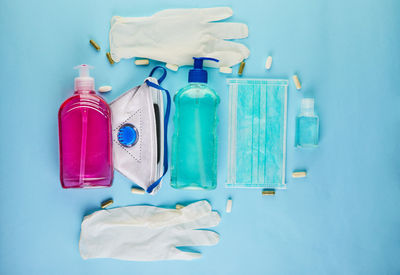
(171, 57), (220, 189)
(295, 98), (319, 148)
(58, 65), (113, 188)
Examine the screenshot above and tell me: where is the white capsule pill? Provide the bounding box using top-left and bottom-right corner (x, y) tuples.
(98, 85), (112, 93)
(219, 67), (232, 74)
(292, 171), (307, 178)
(226, 199), (232, 213)
(166, 63), (179, 71)
(292, 75), (302, 90)
(134, 59), (149, 66)
(265, 56), (272, 70)
(131, 187), (145, 195)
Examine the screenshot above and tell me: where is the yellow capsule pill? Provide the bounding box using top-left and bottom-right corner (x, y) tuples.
(175, 204), (184, 210)
(292, 75), (302, 90)
(106, 52), (114, 65)
(89, 40), (100, 51)
(292, 171), (307, 178)
(101, 199), (113, 208)
(262, 189), (275, 196)
(238, 60), (246, 75)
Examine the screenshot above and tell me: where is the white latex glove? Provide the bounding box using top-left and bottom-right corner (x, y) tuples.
(79, 201), (221, 261)
(109, 7), (249, 67)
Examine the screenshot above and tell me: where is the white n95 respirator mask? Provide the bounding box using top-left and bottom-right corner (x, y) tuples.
(110, 66), (170, 194)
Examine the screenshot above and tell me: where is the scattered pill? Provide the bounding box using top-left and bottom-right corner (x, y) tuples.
(219, 67), (232, 74)
(226, 199), (232, 213)
(238, 60), (246, 75)
(106, 52), (114, 65)
(166, 63), (179, 71)
(101, 199), (113, 208)
(292, 75), (301, 90)
(292, 171), (307, 178)
(89, 39), (100, 51)
(135, 59), (149, 66)
(175, 204), (184, 210)
(131, 187), (145, 195)
(262, 189), (275, 196)
(265, 56), (272, 70)
(98, 85), (112, 93)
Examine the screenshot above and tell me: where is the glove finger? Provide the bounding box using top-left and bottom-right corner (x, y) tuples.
(175, 230), (220, 247)
(154, 7), (233, 22)
(176, 211), (221, 230)
(208, 22), (248, 39)
(202, 7), (233, 22)
(180, 200), (212, 217)
(147, 200), (212, 228)
(205, 40), (250, 67)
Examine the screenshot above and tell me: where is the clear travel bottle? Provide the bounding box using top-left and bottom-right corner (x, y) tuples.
(58, 65), (113, 188)
(171, 57), (220, 189)
(295, 98), (319, 148)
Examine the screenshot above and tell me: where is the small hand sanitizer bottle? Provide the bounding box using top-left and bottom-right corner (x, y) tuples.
(295, 98), (319, 148)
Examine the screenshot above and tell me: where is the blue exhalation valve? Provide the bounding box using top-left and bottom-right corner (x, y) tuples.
(188, 57), (219, 83)
(118, 124), (138, 147)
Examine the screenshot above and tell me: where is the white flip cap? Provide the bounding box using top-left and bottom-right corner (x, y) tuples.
(301, 98), (315, 115)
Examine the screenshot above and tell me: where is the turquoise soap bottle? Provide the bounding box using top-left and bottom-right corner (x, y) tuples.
(171, 57), (220, 190)
(295, 98), (319, 148)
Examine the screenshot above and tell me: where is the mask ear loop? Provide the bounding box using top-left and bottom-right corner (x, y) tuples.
(149, 66), (167, 84)
(145, 66), (171, 194)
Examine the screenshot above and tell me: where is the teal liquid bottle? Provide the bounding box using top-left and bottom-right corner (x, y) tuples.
(171, 57), (220, 189)
(295, 98), (319, 148)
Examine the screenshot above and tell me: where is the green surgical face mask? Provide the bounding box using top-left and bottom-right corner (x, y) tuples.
(227, 79), (288, 189)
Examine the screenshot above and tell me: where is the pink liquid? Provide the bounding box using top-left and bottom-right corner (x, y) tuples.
(58, 90), (113, 188)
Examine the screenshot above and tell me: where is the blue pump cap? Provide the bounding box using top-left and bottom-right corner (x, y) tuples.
(118, 124), (138, 147)
(188, 57), (219, 83)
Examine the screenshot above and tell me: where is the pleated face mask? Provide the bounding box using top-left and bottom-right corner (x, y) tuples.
(110, 67), (171, 194)
(226, 78), (288, 189)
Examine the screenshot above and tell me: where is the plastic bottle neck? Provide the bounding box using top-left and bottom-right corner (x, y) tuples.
(300, 110), (315, 116)
(74, 89), (95, 95)
(189, 82), (207, 86)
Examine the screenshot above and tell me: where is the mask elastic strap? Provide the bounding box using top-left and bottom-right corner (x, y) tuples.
(149, 66), (167, 84)
(145, 77), (171, 194)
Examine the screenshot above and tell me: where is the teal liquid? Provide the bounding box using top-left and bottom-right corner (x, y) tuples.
(171, 83), (220, 189)
(295, 115), (319, 148)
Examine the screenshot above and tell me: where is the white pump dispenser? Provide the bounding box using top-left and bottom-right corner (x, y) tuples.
(74, 64), (95, 91)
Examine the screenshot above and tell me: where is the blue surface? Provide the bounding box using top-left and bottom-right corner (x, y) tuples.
(0, 0), (399, 274)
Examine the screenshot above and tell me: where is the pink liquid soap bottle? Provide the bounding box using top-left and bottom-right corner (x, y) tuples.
(58, 65), (113, 188)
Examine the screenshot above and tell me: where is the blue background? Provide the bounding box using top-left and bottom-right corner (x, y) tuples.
(0, 0), (399, 274)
